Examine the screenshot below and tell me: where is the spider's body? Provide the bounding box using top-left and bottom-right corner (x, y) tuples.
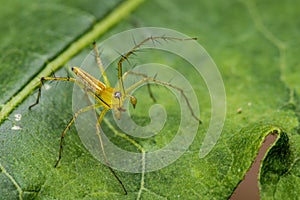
(29, 36), (199, 195)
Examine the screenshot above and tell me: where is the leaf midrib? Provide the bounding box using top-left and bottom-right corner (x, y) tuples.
(0, 0), (145, 123)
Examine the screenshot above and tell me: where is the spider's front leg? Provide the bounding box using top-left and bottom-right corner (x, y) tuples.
(29, 76), (76, 110)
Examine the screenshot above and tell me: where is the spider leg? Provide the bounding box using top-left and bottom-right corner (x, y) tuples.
(29, 76), (76, 110)
(95, 108), (127, 195)
(54, 103), (103, 167)
(93, 42), (110, 87)
(117, 36), (196, 94)
(124, 71), (201, 123)
(123, 70), (156, 103)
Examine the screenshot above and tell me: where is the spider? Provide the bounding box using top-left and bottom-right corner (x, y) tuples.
(29, 36), (201, 195)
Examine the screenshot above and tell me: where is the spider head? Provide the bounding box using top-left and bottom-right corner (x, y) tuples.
(112, 91), (125, 119)
(114, 91), (122, 100)
(112, 91), (137, 119)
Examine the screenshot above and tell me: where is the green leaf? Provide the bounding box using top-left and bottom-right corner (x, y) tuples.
(1, 0), (300, 199)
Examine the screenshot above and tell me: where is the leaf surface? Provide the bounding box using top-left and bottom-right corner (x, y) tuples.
(0, 0), (299, 199)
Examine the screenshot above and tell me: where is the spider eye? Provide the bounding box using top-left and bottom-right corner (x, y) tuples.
(114, 91), (121, 99)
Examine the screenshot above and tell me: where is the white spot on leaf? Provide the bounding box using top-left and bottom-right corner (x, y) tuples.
(44, 83), (51, 90)
(14, 114), (22, 121)
(11, 125), (22, 130)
